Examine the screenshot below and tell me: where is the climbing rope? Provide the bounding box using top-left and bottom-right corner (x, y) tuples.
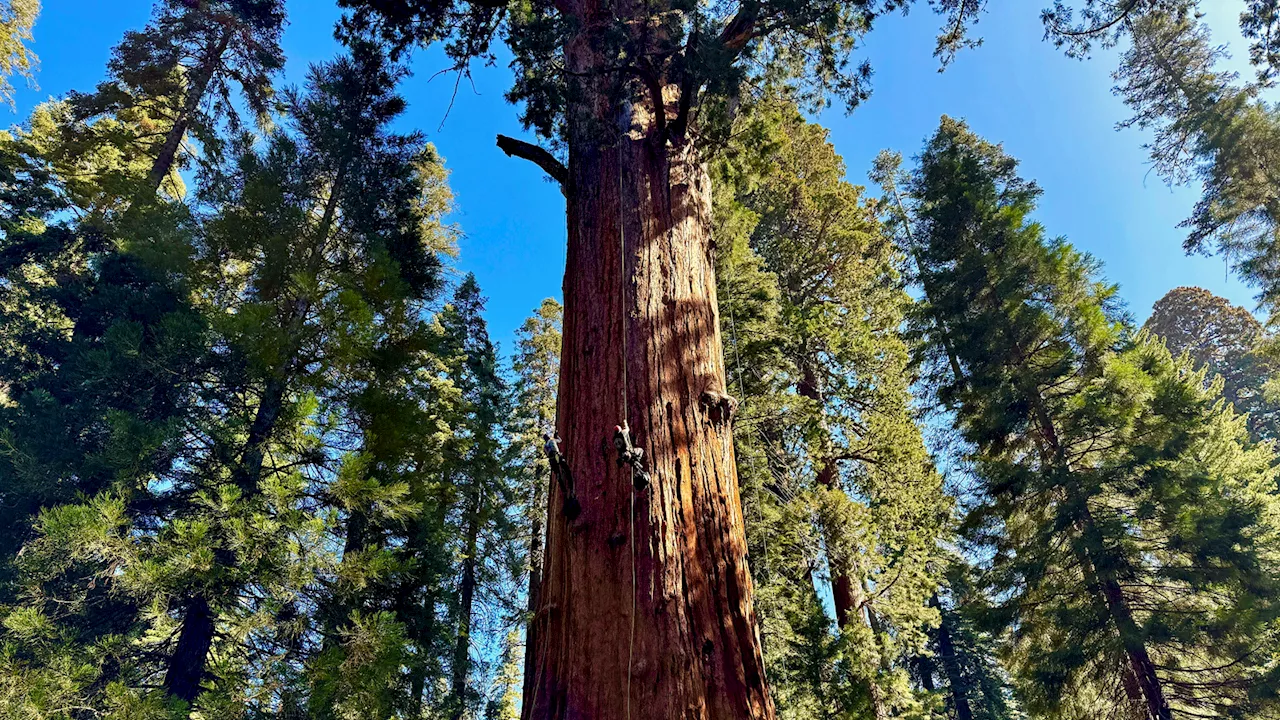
(619, 137), (639, 720)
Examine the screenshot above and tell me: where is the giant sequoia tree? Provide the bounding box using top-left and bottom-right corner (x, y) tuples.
(333, 1), (984, 716)
(1144, 286), (1279, 441)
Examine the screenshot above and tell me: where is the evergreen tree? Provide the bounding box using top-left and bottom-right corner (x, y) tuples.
(439, 275), (519, 720)
(905, 116), (1280, 720)
(508, 298), (562, 704)
(872, 149), (1023, 720)
(0, 43), (454, 716)
(715, 101), (949, 720)
(0, 143), (213, 718)
(1111, 11), (1280, 315)
(1241, 0), (1280, 83)
(333, 0), (984, 711)
(910, 563), (1020, 720)
(1144, 286), (1279, 441)
(63, 0), (285, 202)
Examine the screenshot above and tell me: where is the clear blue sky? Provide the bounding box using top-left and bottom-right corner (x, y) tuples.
(8, 1), (1264, 351)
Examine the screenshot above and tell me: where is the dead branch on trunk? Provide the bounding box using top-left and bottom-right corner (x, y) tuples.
(496, 134), (568, 192)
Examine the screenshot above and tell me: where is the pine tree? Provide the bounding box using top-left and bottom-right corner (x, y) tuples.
(509, 298), (562, 705)
(307, 159), (458, 719)
(906, 116), (1280, 720)
(64, 0), (285, 203)
(0, 43), (455, 715)
(910, 562), (1020, 720)
(0, 147), (213, 718)
(872, 148), (1023, 720)
(1241, 0), (1280, 83)
(714, 101), (949, 719)
(439, 275), (519, 720)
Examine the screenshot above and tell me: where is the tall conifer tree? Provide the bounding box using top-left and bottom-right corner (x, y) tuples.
(715, 102), (948, 719)
(509, 298), (563, 704)
(439, 275), (516, 720)
(905, 116), (1280, 720)
(0, 43), (454, 715)
(0, 0), (38, 105)
(66, 0), (286, 200)
(332, 1), (984, 711)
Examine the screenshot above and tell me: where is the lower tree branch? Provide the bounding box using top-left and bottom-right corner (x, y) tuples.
(496, 134), (568, 192)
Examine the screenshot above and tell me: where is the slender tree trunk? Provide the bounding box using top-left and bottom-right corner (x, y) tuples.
(913, 655), (936, 693)
(1080, 506), (1172, 720)
(314, 506), (370, 666)
(407, 507), (447, 719)
(406, 581), (431, 719)
(814, 462), (862, 632)
(164, 373), (288, 703)
(1026, 393), (1170, 720)
(450, 487), (481, 720)
(930, 596), (974, 720)
(796, 368), (860, 630)
(797, 368), (886, 720)
(164, 594), (215, 705)
(863, 595), (892, 720)
(144, 31), (232, 198)
(277, 602), (307, 720)
(236, 376), (287, 491)
(164, 144), (342, 708)
(520, 30), (772, 714)
(522, 463), (546, 704)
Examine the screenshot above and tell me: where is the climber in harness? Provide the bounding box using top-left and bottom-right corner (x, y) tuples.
(613, 421), (650, 490)
(544, 430), (580, 520)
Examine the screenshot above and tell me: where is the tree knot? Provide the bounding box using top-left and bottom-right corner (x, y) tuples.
(700, 389), (739, 426)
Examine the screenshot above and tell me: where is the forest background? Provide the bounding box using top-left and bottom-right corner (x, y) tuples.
(6, 0), (1280, 718)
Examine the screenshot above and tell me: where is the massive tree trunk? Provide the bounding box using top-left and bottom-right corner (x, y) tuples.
(519, 15), (772, 713)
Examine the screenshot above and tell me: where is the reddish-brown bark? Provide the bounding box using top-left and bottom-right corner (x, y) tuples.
(520, 92), (772, 720)
(797, 364), (886, 719)
(814, 463), (858, 631)
(505, 0), (774, 713)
